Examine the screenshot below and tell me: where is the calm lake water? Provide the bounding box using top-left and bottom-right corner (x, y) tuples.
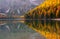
(0, 20), (60, 39)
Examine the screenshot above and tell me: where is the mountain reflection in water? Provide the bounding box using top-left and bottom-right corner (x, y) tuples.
(0, 20), (46, 39)
(25, 20), (60, 39)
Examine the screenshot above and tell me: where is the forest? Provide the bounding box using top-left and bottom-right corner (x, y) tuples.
(25, 0), (60, 19)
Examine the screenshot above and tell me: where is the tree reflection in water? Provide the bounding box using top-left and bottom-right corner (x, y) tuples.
(0, 21), (46, 39)
(25, 20), (60, 39)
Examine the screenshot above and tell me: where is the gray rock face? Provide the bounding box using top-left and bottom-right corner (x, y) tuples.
(0, 0), (44, 16)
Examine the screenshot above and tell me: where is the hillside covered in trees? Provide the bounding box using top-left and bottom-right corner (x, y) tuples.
(25, 0), (60, 19)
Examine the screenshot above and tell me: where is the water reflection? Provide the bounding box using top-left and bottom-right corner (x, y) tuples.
(25, 20), (60, 39)
(0, 20), (46, 39)
(0, 21), (35, 32)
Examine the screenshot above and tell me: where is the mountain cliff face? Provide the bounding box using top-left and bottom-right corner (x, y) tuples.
(25, 0), (60, 19)
(0, 0), (44, 16)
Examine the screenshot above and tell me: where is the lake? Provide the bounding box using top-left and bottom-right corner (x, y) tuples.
(0, 20), (60, 39)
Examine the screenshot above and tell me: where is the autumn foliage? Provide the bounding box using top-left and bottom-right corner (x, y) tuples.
(25, 0), (60, 19)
